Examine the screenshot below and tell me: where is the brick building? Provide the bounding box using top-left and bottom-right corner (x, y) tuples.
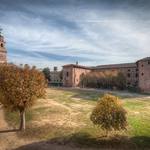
(62, 62), (91, 87)
(50, 67), (62, 84)
(0, 29), (7, 63)
(62, 58), (150, 93)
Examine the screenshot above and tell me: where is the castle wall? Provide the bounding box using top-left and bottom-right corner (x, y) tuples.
(62, 66), (90, 87)
(62, 58), (150, 93)
(62, 67), (74, 87)
(73, 67), (91, 86)
(93, 67), (138, 86)
(138, 60), (150, 93)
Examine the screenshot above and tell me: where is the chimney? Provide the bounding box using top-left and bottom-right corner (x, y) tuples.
(76, 62), (78, 65)
(54, 67), (58, 72)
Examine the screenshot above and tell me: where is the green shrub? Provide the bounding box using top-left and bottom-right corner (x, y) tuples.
(90, 93), (128, 136)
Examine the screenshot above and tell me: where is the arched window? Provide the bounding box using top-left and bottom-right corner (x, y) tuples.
(1, 43), (3, 47)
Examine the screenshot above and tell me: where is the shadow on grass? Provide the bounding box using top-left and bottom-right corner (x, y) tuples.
(69, 93), (103, 102)
(47, 86), (150, 99)
(48, 86), (104, 102)
(0, 129), (19, 133)
(13, 132), (150, 150)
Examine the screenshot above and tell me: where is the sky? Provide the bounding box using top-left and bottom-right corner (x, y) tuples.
(0, 0), (150, 71)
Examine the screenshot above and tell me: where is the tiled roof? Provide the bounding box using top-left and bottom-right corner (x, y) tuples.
(137, 57), (150, 62)
(62, 64), (91, 69)
(91, 63), (137, 70)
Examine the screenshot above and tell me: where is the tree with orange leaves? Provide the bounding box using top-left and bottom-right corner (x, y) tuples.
(0, 63), (48, 130)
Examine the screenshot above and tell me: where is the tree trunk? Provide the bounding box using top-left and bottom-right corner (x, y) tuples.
(106, 130), (108, 137)
(20, 111), (25, 130)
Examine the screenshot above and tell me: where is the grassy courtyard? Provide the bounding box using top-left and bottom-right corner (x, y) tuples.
(4, 87), (150, 149)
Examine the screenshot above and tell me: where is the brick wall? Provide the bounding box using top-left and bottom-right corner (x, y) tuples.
(138, 60), (150, 93)
(62, 66), (90, 87)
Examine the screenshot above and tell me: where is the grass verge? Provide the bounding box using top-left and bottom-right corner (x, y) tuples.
(3, 87), (150, 149)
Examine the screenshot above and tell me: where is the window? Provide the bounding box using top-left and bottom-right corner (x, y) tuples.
(127, 73), (130, 78)
(1, 43), (3, 47)
(148, 62), (150, 65)
(57, 80), (58, 82)
(135, 73), (138, 78)
(136, 69), (138, 71)
(66, 72), (69, 77)
(142, 73), (144, 76)
(54, 80), (55, 82)
(142, 65), (143, 67)
(128, 69), (130, 72)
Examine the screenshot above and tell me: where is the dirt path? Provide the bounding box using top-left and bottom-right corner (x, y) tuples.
(0, 108), (111, 150)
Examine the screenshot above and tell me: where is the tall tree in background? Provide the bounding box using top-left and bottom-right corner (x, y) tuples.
(117, 72), (128, 90)
(80, 70), (128, 90)
(43, 67), (50, 81)
(0, 63), (48, 130)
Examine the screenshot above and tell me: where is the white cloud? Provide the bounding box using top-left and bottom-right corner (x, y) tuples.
(1, 4), (150, 69)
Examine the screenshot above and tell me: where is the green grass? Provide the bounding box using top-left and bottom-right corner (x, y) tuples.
(3, 87), (150, 149)
(4, 109), (34, 126)
(48, 83), (62, 86)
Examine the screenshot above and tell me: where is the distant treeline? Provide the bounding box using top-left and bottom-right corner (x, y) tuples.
(80, 70), (128, 90)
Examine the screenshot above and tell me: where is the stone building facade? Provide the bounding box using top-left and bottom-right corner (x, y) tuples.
(62, 62), (91, 87)
(50, 67), (62, 84)
(0, 29), (7, 63)
(62, 58), (150, 93)
(92, 63), (138, 86)
(137, 58), (150, 93)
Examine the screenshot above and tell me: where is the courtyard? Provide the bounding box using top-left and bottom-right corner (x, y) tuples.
(0, 87), (150, 150)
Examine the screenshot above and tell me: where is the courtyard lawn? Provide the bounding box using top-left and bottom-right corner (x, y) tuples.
(4, 87), (150, 149)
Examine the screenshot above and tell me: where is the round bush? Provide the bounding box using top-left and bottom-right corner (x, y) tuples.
(90, 93), (127, 134)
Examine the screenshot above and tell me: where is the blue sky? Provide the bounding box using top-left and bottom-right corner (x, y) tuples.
(1, 0), (150, 71)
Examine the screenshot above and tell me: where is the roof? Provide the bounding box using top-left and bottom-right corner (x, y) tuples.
(137, 57), (150, 62)
(92, 63), (137, 70)
(62, 64), (91, 69)
(50, 71), (60, 74)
